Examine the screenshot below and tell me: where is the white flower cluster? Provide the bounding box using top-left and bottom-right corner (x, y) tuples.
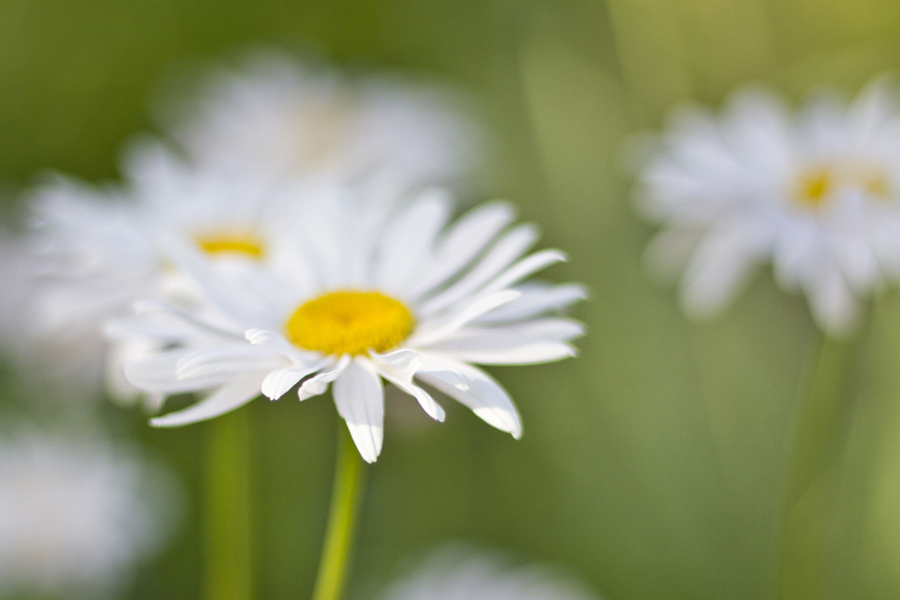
(0, 429), (177, 599)
(634, 77), (900, 335)
(0, 54), (584, 463)
(379, 546), (601, 600)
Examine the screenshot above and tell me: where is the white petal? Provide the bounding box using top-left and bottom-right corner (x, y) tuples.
(831, 236), (881, 294)
(679, 224), (766, 318)
(415, 351), (522, 438)
(150, 373), (264, 427)
(723, 88), (793, 174)
(176, 344), (284, 380)
(772, 222), (819, 288)
(474, 249), (567, 299)
(246, 328), (320, 364)
(266, 237), (318, 300)
(426, 338), (576, 365)
(368, 348), (421, 380)
(492, 317), (585, 340)
(104, 315), (195, 343)
(418, 224), (538, 316)
(405, 201), (517, 299)
(422, 319), (583, 365)
(134, 301), (243, 340)
(296, 197), (354, 289)
(332, 359), (385, 463)
(641, 227), (704, 284)
(297, 355), (351, 400)
(125, 350), (231, 394)
(849, 76), (896, 141)
(806, 261), (859, 337)
(408, 290), (520, 346)
(163, 237), (283, 329)
(473, 282), (586, 324)
(376, 189), (452, 292)
(369, 350), (445, 422)
(260, 360), (329, 400)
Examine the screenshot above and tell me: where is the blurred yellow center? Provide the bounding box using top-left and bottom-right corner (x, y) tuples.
(195, 233), (265, 258)
(795, 169), (832, 208)
(861, 170), (892, 200)
(285, 291), (415, 356)
(794, 163), (893, 209)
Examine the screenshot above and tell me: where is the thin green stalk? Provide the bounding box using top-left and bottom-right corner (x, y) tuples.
(780, 333), (857, 600)
(311, 423), (367, 600)
(204, 409), (254, 600)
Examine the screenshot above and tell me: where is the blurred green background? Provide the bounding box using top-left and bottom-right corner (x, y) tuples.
(5, 0), (900, 598)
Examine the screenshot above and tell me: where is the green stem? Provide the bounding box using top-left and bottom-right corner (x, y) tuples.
(311, 423), (367, 600)
(204, 409), (254, 600)
(780, 333), (857, 600)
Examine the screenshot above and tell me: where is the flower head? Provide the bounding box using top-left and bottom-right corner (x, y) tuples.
(164, 53), (484, 205)
(379, 546), (601, 600)
(634, 77), (900, 335)
(0, 429), (178, 598)
(120, 191), (585, 462)
(1, 142), (296, 404)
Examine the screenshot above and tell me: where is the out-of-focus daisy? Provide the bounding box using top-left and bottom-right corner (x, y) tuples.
(0, 429), (179, 598)
(633, 78), (900, 335)
(378, 546), (601, 600)
(0, 198), (156, 403)
(120, 191), (585, 462)
(1, 142), (295, 405)
(164, 53), (484, 215)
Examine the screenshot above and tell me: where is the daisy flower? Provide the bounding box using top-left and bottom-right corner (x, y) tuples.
(164, 53), (484, 215)
(379, 546), (601, 600)
(121, 191), (585, 462)
(0, 185), (158, 402)
(2, 141), (295, 404)
(0, 429), (178, 598)
(634, 77), (900, 335)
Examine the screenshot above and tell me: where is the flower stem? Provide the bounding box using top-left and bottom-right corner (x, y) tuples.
(204, 409), (254, 600)
(311, 422), (367, 600)
(780, 333), (857, 600)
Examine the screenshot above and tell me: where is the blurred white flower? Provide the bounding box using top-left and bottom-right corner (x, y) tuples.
(379, 546), (601, 600)
(0, 209), (154, 404)
(119, 190), (585, 463)
(164, 53), (485, 215)
(0, 429), (178, 598)
(633, 78), (900, 335)
(0, 142), (295, 405)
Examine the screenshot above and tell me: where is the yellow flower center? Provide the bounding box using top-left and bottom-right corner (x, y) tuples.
(195, 233), (265, 258)
(285, 291), (415, 356)
(794, 163), (893, 209)
(795, 169), (833, 208)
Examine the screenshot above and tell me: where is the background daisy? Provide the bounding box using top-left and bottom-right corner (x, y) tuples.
(0, 428), (179, 599)
(162, 53), (486, 216)
(378, 546), (601, 600)
(0, 142), (302, 405)
(634, 79), (900, 334)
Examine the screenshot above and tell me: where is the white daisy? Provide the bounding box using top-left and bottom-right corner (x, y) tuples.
(0, 188), (158, 403)
(164, 53), (484, 214)
(379, 546), (601, 600)
(121, 191), (585, 463)
(3, 141), (295, 404)
(634, 77), (900, 335)
(0, 429), (178, 598)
